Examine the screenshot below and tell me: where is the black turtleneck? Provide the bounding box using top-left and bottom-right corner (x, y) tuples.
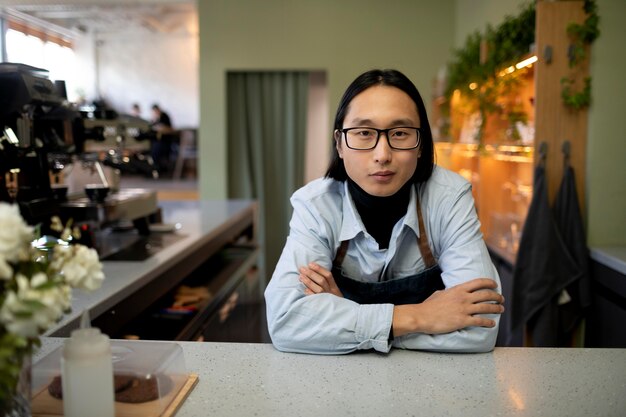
(347, 178), (412, 250)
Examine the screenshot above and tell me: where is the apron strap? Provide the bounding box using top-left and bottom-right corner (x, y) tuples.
(416, 197), (437, 269)
(332, 188), (437, 269)
(333, 240), (349, 269)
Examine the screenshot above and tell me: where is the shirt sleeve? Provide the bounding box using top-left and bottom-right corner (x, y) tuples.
(393, 181), (501, 353)
(264, 193), (394, 354)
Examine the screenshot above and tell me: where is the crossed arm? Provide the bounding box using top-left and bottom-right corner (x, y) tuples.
(299, 263), (504, 337)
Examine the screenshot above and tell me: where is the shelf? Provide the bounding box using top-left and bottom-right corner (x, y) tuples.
(434, 140), (533, 250)
(484, 144), (533, 163)
(435, 142), (479, 158)
(435, 141), (533, 163)
(115, 244), (260, 341)
(86, 202), (260, 341)
(176, 245), (260, 340)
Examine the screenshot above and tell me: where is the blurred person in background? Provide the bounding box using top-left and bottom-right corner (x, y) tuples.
(131, 103), (142, 118)
(149, 104), (176, 174)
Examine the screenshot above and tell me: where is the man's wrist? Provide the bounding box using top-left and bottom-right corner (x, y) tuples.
(392, 305), (418, 338)
(391, 304), (421, 337)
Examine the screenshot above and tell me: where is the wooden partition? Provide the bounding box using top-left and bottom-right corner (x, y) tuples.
(535, 0), (590, 211)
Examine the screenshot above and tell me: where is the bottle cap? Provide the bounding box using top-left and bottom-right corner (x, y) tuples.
(63, 310), (111, 360)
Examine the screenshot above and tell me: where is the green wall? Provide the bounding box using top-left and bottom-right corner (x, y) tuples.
(454, 0), (529, 47)
(198, 0), (625, 247)
(198, 0), (455, 199)
(586, 0), (626, 246)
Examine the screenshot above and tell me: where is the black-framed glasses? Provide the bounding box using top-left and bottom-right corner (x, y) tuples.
(339, 127), (421, 150)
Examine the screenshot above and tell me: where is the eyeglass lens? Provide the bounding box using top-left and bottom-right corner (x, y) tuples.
(345, 128), (419, 150)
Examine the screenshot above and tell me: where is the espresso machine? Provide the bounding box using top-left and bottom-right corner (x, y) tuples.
(0, 63), (69, 227)
(0, 63), (160, 259)
(78, 103), (160, 179)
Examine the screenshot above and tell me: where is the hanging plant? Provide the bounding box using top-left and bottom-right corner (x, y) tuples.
(444, 2), (535, 144)
(445, 2), (535, 98)
(561, 77), (592, 110)
(445, 31), (484, 99)
(561, 0), (600, 110)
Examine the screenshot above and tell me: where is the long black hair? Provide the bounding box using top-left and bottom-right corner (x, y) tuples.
(324, 69), (434, 184)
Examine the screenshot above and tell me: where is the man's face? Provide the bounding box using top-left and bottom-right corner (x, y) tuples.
(335, 85), (421, 197)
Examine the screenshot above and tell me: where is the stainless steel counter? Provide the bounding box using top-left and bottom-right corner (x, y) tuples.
(591, 246), (626, 276)
(587, 245), (626, 347)
(44, 199), (257, 337)
(36, 339), (626, 417)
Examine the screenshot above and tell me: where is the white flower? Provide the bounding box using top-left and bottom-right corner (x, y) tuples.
(52, 245), (104, 291)
(0, 255), (12, 280)
(0, 273), (71, 338)
(50, 216), (64, 233)
(0, 204), (104, 343)
(0, 203), (33, 262)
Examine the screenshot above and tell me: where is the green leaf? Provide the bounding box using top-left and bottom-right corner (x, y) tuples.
(20, 299), (47, 310)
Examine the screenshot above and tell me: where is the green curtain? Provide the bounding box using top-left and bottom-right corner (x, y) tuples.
(227, 71), (309, 280)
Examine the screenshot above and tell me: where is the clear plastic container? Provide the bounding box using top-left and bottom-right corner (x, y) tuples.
(32, 340), (189, 417)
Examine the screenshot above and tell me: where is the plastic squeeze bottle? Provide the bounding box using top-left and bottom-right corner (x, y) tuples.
(61, 311), (114, 417)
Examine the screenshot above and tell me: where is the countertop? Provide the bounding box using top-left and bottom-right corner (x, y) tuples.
(36, 200), (626, 416)
(590, 246), (626, 276)
(44, 199), (256, 336)
(35, 339), (626, 417)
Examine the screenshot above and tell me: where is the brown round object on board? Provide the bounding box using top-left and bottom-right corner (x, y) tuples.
(114, 374), (173, 404)
(114, 374), (136, 392)
(47, 375), (63, 399)
(47, 374), (135, 399)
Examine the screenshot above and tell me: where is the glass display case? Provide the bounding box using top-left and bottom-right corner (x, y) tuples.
(433, 60), (536, 264)
(435, 143), (532, 264)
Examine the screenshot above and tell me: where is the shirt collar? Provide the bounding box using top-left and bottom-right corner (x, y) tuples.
(404, 185), (421, 238)
(339, 181), (363, 242)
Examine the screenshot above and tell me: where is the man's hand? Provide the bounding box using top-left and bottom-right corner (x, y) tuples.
(299, 263), (343, 298)
(392, 278), (505, 337)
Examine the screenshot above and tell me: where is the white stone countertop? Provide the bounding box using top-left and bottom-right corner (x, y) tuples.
(590, 246), (626, 276)
(44, 199), (256, 336)
(35, 339), (626, 417)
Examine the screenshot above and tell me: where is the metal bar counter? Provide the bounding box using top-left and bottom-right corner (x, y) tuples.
(36, 339), (626, 417)
(591, 246), (626, 276)
(44, 199), (257, 337)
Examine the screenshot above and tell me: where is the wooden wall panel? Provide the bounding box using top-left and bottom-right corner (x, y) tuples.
(535, 1), (590, 212)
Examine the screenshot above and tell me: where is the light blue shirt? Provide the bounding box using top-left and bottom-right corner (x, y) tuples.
(265, 166), (501, 354)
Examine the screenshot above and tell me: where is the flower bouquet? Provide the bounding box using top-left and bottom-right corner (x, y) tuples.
(0, 202), (104, 416)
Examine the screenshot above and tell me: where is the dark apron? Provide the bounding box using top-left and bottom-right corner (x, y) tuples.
(512, 163), (586, 346)
(332, 197), (444, 305)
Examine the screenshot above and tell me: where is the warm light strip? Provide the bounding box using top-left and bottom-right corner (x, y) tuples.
(493, 154), (534, 163)
(496, 55), (538, 78)
(515, 55), (538, 69)
(469, 55), (539, 88)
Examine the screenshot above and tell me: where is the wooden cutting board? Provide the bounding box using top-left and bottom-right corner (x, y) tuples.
(32, 373), (198, 417)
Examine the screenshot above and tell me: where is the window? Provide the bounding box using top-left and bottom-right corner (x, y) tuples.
(5, 22), (77, 101)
